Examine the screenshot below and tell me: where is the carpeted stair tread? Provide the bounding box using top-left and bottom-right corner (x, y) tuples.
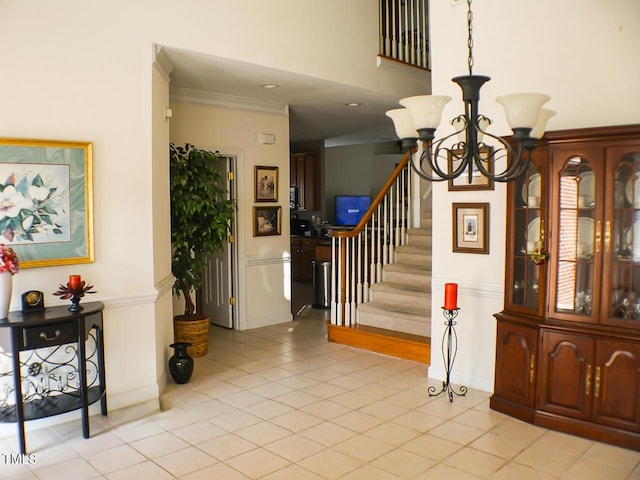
(372, 281), (430, 295)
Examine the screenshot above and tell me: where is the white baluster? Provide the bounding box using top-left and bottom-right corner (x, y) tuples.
(383, 195), (389, 266)
(336, 237), (343, 326)
(376, 205), (383, 280)
(356, 230), (363, 306)
(350, 237), (357, 323)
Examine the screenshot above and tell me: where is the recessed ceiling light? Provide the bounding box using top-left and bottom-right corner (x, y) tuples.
(345, 102), (361, 107)
(261, 83), (279, 89)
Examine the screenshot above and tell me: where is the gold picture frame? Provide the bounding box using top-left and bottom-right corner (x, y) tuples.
(452, 202), (489, 254)
(255, 165), (278, 202)
(0, 138), (94, 267)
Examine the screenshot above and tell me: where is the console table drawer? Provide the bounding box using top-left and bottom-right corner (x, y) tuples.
(22, 322), (78, 349)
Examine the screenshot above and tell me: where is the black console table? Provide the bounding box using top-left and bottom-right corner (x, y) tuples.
(0, 302), (107, 453)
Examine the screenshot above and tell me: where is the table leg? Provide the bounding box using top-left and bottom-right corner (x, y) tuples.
(11, 329), (26, 454)
(96, 325), (107, 416)
(77, 319), (89, 438)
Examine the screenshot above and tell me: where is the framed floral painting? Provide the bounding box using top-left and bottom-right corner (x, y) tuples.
(0, 139), (94, 267)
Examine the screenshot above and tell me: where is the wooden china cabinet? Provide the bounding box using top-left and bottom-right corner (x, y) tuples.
(491, 124), (640, 450)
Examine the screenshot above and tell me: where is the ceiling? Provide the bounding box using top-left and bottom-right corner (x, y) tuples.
(162, 47), (405, 147)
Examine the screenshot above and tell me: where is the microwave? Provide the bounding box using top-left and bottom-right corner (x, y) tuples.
(289, 186), (298, 209)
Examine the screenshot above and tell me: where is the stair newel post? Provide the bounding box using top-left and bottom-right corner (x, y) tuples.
(338, 236), (347, 325)
(330, 235), (338, 325)
(348, 236), (356, 325)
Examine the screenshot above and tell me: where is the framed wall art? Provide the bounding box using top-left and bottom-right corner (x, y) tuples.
(254, 165), (278, 202)
(448, 147), (494, 191)
(0, 138), (94, 267)
(452, 202), (489, 254)
(253, 206), (281, 236)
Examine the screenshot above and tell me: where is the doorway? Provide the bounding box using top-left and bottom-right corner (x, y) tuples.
(198, 154), (238, 328)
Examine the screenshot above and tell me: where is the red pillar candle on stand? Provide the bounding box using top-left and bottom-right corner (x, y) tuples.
(69, 275), (82, 291)
(444, 283), (458, 310)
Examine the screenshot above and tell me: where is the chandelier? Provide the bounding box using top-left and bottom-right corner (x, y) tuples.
(386, 0), (555, 183)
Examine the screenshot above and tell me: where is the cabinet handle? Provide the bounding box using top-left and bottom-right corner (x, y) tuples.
(595, 221), (602, 253)
(595, 366), (601, 398)
(40, 330), (61, 341)
(604, 221), (611, 253)
(529, 354), (535, 384)
(585, 364), (592, 395)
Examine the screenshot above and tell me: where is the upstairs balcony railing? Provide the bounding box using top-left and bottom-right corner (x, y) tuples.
(379, 0), (430, 70)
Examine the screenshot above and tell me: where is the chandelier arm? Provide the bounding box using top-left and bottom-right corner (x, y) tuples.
(409, 150), (448, 182)
(493, 140), (533, 181)
(467, 117), (533, 182)
(412, 129), (471, 181)
(494, 144), (533, 182)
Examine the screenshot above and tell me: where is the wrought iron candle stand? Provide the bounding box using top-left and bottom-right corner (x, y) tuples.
(428, 307), (468, 402)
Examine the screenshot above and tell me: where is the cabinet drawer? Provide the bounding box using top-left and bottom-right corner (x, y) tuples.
(301, 239), (315, 247)
(22, 322), (78, 349)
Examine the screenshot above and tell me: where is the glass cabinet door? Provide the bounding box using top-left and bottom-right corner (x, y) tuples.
(509, 159), (545, 312)
(553, 155), (597, 322)
(604, 149), (640, 326)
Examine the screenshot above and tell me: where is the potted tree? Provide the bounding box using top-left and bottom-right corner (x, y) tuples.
(170, 143), (235, 357)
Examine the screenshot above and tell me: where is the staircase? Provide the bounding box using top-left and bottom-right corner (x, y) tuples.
(327, 154), (432, 363)
(357, 213), (432, 338)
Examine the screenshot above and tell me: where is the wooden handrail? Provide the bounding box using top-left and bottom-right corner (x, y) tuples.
(332, 150), (411, 239)
(330, 150), (416, 327)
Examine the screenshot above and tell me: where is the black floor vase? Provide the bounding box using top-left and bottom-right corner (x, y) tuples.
(168, 342), (194, 384)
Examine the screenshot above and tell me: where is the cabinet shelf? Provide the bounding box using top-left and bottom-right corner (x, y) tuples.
(0, 386), (104, 423)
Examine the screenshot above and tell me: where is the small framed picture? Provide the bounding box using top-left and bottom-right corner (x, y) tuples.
(448, 147), (494, 191)
(253, 206), (281, 236)
(255, 165), (278, 202)
(453, 203), (489, 254)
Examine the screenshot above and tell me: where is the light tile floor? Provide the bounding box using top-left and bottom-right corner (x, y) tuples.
(2, 304), (640, 479)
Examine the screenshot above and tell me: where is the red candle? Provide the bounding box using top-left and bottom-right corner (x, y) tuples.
(444, 283), (458, 310)
(69, 275), (82, 291)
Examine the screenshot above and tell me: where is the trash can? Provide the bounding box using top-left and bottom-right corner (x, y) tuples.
(312, 260), (331, 309)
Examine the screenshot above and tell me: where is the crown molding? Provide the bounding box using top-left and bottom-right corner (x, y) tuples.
(153, 45), (174, 83)
(170, 87), (288, 116)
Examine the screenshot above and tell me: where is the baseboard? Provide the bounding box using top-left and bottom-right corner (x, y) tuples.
(326, 322), (430, 364)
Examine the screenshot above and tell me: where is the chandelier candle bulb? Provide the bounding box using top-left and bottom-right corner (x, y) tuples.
(69, 275), (82, 291)
(444, 283), (458, 311)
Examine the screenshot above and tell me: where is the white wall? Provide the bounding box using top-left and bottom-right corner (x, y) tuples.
(324, 142), (403, 222)
(428, 0), (640, 391)
(0, 0), (406, 428)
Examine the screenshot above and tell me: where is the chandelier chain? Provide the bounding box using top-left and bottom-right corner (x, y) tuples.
(467, 0), (474, 74)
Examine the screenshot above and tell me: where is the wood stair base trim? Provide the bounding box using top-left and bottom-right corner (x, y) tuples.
(326, 322), (430, 364)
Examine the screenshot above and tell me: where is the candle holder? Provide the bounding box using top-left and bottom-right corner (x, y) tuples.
(53, 281), (96, 312)
(428, 307), (468, 402)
